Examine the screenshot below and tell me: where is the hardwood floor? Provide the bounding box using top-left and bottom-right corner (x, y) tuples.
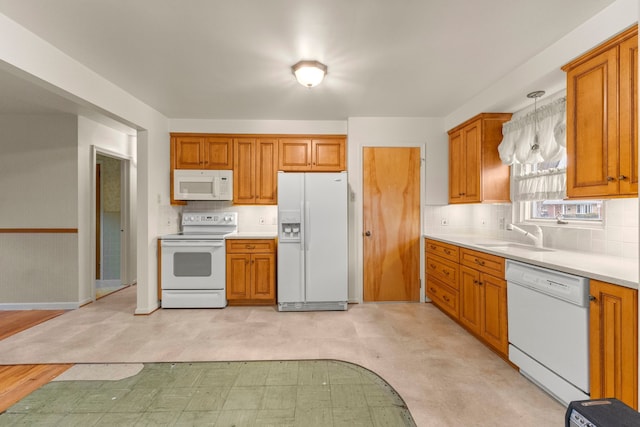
(0, 310), (71, 412)
(0, 364), (72, 412)
(0, 310), (65, 341)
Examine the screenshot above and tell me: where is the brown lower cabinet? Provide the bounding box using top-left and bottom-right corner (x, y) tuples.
(590, 279), (638, 409)
(226, 239), (276, 306)
(426, 238), (640, 407)
(425, 239), (508, 358)
(459, 249), (508, 357)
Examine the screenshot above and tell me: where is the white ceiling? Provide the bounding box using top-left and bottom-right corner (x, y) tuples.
(0, 0), (618, 121)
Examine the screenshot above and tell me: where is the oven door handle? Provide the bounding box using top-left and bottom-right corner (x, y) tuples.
(161, 240), (224, 248)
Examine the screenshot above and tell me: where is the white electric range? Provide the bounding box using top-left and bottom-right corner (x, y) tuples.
(160, 211), (237, 308)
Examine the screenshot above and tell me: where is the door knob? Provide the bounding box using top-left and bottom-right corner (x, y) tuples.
(365, 231), (371, 237)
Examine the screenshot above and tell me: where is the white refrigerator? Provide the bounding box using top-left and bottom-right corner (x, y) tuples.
(277, 171), (348, 311)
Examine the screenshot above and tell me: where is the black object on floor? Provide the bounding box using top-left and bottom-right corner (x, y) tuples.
(566, 398), (640, 427)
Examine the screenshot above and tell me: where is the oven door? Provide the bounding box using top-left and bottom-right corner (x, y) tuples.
(161, 240), (225, 290)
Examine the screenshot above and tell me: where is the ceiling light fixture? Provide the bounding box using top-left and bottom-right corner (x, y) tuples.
(291, 60), (327, 88)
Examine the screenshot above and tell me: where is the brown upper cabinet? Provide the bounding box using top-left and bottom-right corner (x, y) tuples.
(174, 135), (233, 170)
(447, 113), (512, 204)
(233, 138), (278, 205)
(278, 138), (346, 171)
(170, 133), (347, 205)
(563, 25), (638, 198)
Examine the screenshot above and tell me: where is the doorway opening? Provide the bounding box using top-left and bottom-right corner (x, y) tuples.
(95, 153), (128, 299)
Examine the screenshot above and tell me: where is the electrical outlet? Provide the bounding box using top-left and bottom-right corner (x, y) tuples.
(440, 218), (448, 226)
(259, 217), (265, 225)
(499, 217), (505, 229)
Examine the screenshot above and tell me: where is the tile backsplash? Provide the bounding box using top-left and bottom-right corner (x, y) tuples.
(158, 201), (278, 236)
(424, 198), (639, 259)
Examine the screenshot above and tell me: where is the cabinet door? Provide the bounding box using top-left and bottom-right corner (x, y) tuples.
(251, 253), (276, 300)
(618, 35), (638, 196)
(590, 279), (638, 409)
(448, 130), (464, 203)
(566, 46), (618, 198)
(203, 137), (233, 169)
(233, 138), (256, 204)
(175, 136), (205, 169)
(480, 274), (508, 356)
(462, 120), (481, 203)
(226, 253), (251, 300)
(255, 138), (278, 204)
(279, 139), (311, 171)
(311, 139), (345, 171)
(459, 265), (481, 334)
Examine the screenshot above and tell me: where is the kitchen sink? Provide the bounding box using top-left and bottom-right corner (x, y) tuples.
(476, 243), (554, 253)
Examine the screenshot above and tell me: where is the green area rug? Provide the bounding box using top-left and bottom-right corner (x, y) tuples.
(1, 360), (416, 426)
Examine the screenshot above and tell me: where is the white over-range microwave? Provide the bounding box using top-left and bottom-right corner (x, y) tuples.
(173, 169), (233, 201)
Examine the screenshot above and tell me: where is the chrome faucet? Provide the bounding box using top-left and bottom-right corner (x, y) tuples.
(507, 223), (543, 248)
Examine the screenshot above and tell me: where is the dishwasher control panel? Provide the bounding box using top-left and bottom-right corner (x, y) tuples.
(505, 260), (589, 306)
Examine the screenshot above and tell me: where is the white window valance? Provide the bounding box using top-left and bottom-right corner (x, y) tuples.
(498, 96), (566, 165)
(513, 167), (566, 202)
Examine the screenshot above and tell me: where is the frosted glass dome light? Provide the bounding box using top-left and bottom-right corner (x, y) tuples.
(292, 60), (328, 87)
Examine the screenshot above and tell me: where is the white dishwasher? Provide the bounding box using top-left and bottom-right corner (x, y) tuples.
(506, 260), (590, 406)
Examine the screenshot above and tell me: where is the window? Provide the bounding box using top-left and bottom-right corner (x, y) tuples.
(513, 159), (603, 223)
(531, 200), (603, 221)
(499, 92), (602, 224)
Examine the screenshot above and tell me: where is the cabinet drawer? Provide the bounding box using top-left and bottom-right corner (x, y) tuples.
(425, 239), (459, 263)
(426, 254), (459, 290)
(426, 277), (459, 319)
(226, 239), (276, 253)
(460, 248), (504, 277)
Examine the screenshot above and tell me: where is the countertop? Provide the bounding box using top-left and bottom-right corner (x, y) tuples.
(226, 232), (278, 239)
(425, 233), (639, 290)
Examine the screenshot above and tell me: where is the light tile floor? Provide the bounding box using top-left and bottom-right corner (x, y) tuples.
(0, 286), (565, 426)
(2, 360), (415, 426)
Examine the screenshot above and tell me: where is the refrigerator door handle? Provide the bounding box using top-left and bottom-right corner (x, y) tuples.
(305, 201), (311, 251)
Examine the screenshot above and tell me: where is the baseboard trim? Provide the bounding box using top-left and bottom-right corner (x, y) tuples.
(0, 302), (79, 310)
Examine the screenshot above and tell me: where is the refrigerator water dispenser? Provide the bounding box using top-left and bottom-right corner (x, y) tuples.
(279, 210), (301, 242)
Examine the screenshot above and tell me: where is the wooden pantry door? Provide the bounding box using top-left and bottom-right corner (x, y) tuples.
(363, 147), (421, 301)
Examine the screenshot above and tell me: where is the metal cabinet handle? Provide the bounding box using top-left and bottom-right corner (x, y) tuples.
(444, 249), (451, 255)
(429, 263), (436, 269)
(365, 231), (371, 237)
(473, 280), (479, 284)
(619, 175), (628, 180)
(607, 176), (616, 181)
(474, 258), (485, 266)
(443, 295), (450, 302)
(430, 245), (436, 250)
(246, 245), (256, 249)
(430, 287), (437, 294)
(478, 281), (483, 286)
(443, 270), (450, 276)
(589, 295), (597, 302)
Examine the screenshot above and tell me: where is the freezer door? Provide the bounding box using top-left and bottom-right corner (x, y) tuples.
(277, 241), (304, 303)
(305, 172), (348, 302)
(277, 172), (305, 303)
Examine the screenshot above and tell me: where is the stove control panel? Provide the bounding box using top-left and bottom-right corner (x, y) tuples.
(182, 212), (237, 226)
